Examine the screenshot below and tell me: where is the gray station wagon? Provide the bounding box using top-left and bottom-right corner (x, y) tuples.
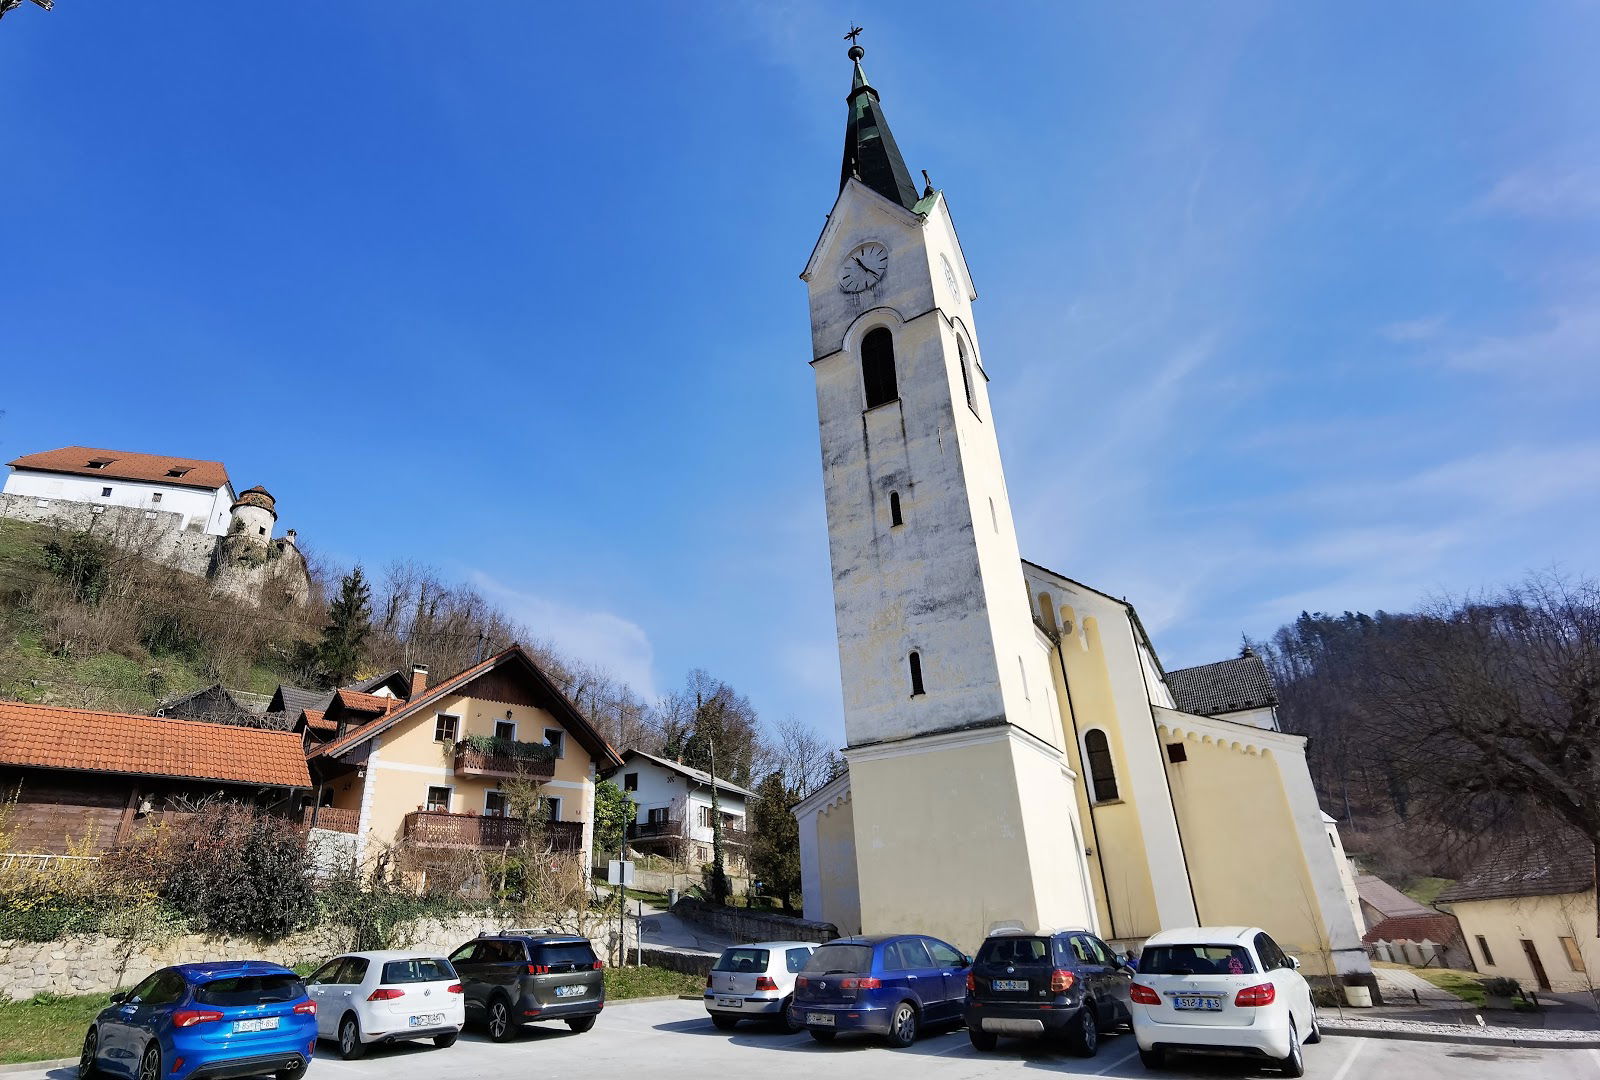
(447, 933), (604, 1040)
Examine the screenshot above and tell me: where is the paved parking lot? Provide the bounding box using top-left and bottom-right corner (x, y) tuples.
(22, 998), (1600, 1080)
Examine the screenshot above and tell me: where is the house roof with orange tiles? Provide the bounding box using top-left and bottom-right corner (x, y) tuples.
(0, 700), (311, 788)
(310, 645), (623, 770)
(332, 690), (394, 715)
(302, 709), (335, 733)
(7, 447), (231, 492)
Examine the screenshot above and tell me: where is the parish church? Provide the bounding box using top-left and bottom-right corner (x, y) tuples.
(791, 40), (1371, 991)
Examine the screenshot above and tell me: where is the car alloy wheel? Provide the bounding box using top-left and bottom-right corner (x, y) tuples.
(1279, 1018), (1305, 1078)
(137, 1045), (160, 1080)
(488, 998), (513, 1042)
(888, 1002), (917, 1047)
(78, 1029), (98, 1080)
(1067, 1004), (1098, 1057)
(338, 1015), (365, 1061)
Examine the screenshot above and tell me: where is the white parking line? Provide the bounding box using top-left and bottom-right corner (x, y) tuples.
(1092, 1047), (1138, 1074)
(1327, 1037), (1366, 1080)
(1588, 1047), (1600, 1075)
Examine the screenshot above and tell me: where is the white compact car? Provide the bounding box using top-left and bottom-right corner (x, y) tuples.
(1128, 927), (1320, 1076)
(704, 941), (820, 1031)
(305, 950), (466, 1059)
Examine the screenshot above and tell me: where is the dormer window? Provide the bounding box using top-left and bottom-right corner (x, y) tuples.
(87, 459), (112, 470)
(166, 467), (192, 478)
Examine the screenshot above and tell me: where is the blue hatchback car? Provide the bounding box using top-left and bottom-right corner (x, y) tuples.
(790, 934), (972, 1047)
(80, 962), (317, 1080)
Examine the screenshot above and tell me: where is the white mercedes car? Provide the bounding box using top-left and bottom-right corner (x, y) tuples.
(1128, 926), (1320, 1076)
(704, 941), (819, 1031)
(305, 950), (466, 1058)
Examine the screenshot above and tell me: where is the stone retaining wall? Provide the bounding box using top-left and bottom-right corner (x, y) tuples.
(669, 899), (837, 945)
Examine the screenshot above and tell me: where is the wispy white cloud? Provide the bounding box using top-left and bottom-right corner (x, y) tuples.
(1445, 306), (1600, 379)
(1380, 315), (1445, 342)
(468, 571), (659, 702)
(1477, 159), (1600, 220)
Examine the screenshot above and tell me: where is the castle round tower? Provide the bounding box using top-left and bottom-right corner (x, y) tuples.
(228, 485), (277, 543)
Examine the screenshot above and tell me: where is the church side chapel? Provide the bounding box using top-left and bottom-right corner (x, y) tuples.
(791, 37), (1370, 992)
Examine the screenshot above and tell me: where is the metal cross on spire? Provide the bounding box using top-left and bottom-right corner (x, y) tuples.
(844, 25), (864, 46)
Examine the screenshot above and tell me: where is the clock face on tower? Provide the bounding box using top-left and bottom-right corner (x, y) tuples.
(941, 254), (961, 303)
(839, 242), (889, 293)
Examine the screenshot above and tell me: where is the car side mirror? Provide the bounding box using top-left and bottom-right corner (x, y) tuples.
(109, 991), (127, 1004)
(1287, 956), (1301, 970)
(961, 954), (973, 967)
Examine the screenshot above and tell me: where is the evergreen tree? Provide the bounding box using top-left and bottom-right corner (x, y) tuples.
(591, 778), (633, 861)
(317, 566), (372, 687)
(748, 772), (801, 912)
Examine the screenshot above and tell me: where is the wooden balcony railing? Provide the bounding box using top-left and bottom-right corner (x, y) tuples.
(403, 810), (583, 851)
(452, 749), (556, 781)
(302, 806), (360, 834)
(627, 819), (681, 841)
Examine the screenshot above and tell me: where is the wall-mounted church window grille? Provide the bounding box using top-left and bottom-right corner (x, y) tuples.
(1084, 729), (1119, 802)
(889, 491), (903, 527)
(958, 336), (979, 418)
(908, 651), (925, 696)
(862, 327), (899, 409)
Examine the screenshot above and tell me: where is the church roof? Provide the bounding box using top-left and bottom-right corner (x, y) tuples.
(1438, 830), (1595, 904)
(1166, 652), (1278, 717)
(1355, 873), (1433, 920)
(839, 46), (921, 212)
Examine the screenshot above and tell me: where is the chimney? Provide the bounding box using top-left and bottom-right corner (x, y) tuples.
(410, 664), (429, 699)
(283, 529), (298, 547)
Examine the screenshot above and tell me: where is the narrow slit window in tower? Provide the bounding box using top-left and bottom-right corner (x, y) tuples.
(862, 327), (898, 408)
(889, 491), (903, 527)
(1084, 730), (1119, 802)
(908, 651), (925, 696)
(958, 337), (978, 417)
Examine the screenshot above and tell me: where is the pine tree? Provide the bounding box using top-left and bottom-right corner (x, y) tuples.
(317, 566), (372, 687)
(748, 772), (801, 912)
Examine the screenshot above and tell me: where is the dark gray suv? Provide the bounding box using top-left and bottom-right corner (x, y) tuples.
(447, 933), (604, 1041)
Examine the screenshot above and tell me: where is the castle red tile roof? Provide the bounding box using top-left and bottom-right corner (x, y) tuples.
(0, 700), (310, 788)
(7, 447), (231, 491)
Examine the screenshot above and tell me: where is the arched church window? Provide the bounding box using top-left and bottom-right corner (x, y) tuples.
(908, 651), (925, 696)
(862, 327), (899, 409)
(1084, 729), (1119, 802)
(889, 491), (903, 527)
(958, 336), (978, 417)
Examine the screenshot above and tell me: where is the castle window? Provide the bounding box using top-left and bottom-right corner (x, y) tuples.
(100, 487), (112, 498)
(989, 498), (998, 533)
(958, 336), (979, 418)
(861, 327), (898, 409)
(1084, 729), (1119, 802)
(908, 651), (925, 696)
(889, 491), (903, 527)
(151, 493), (162, 504)
(258, 526), (266, 536)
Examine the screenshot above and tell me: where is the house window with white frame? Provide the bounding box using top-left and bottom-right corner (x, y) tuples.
(541, 796), (562, 822)
(425, 786), (451, 812)
(495, 718), (516, 741)
(544, 728), (565, 758)
(485, 790), (509, 817)
(434, 714), (459, 742)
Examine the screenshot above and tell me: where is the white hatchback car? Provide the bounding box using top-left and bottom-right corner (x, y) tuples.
(1128, 927), (1320, 1077)
(305, 950), (466, 1059)
(704, 941), (820, 1031)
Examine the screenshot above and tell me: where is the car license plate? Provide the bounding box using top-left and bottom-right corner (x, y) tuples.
(715, 996), (743, 1008)
(555, 984), (588, 998)
(1173, 996), (1221, 1011)
(992, 979), (1029, 991)
(807, 1012), (834, 1026)
(232, 1017), (279, 1033)
(409, 1012), (445, 1027)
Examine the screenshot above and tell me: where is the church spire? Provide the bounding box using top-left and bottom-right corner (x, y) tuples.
(839, 38), (921, 212)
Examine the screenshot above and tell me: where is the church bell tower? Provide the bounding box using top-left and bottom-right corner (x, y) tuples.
(801, 40), (1096, 947)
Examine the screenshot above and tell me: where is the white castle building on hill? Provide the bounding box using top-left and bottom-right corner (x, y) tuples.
(1, 446), (310, 606)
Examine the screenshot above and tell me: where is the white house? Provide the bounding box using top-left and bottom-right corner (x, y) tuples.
(605, 749), (751, 870)
(3, 446), (236, 536)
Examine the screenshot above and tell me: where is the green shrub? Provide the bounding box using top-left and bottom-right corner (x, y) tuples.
(455, 734), (556, 762)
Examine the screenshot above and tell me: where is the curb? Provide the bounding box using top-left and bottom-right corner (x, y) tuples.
(0, 1059), (74, 1075)
(606, 994), (696, 1005)
(1322, 1022), (1600, 1050)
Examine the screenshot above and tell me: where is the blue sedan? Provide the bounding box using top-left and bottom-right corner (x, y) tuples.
(789, 934), (971, 1047)
(80, 962), (317, 1080)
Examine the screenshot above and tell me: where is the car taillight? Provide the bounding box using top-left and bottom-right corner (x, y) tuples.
(528, 964), (551, 975)
(755, 976), (778, 991)
(292, 1001), (316, 1015)
(367, 988), (405, 1001)
(1129, 983), (1160, 1005)
(705, 973), (715, 988)
(592, 960), (605, 970)
(966, 972), (976, 992)
(1048, 970), (1076, 993)
(1235, 983), (1276, 1007)
(840, 977), (882, 990)
(171, 1010), (223, 1028)
(796, 976), (809, 989)
(447, 983), (464, 994)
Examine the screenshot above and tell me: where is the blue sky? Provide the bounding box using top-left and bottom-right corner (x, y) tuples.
(3, 3), (1597, 746)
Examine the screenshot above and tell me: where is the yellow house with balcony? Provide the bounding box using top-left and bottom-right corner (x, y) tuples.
(305, 646), (622, 877)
